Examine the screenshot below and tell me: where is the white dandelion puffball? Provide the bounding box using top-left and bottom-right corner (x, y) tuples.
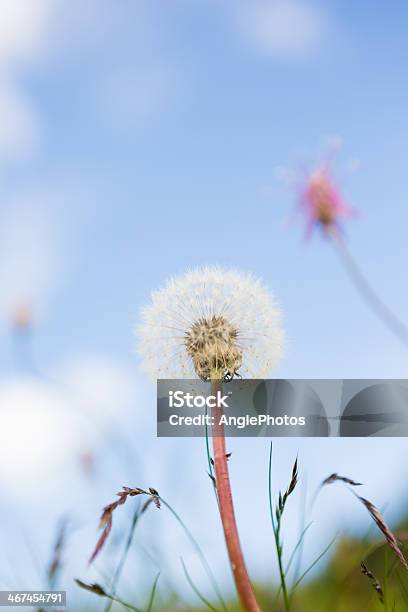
(138, 266), (284, 380)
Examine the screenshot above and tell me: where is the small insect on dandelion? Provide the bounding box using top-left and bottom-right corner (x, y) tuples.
(137, 266), (284, 381)
(301, 163), (353, 238)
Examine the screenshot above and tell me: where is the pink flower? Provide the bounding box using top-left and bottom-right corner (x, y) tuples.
(300, 163), (353, 238)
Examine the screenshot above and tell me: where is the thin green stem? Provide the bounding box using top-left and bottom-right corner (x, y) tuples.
(268, 444), (290, 612)
(268, 443), (276, 532)
(292, 535), (337, 591)
(181, 557), (219, 612)
(285, 522), (313, 576)
(396, 570), (408, 606)
(205, 404), (218, 503)
(159, 497), (227, 612)
(104, 506), (141, 612)
(107, 594), (142, 612)
(292, 475), (308, 590)
(384, 547), (389, 612)
(274, 528), (290, 612)
(146, 573), (160, 612)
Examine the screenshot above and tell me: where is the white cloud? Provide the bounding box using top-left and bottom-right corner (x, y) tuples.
(0, 357), (146, 500)
(62, 1), (183, 128)
(0, 76), (41, 158)
(56, 356), (138, 424)
(0, 0), (55, 161)
(231, 0), (327, 58)
(0, 0), (52, 66)
(0, 1), (182, 141)
(0, 377), (78, 489)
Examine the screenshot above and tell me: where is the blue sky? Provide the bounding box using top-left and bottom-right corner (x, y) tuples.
(1, 0), (408, 607)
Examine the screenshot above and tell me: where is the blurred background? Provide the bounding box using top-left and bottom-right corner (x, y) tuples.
(1, 0), (408, 609)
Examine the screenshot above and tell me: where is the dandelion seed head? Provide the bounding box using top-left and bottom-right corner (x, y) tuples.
(137, 266), (284, 380)
(185, 314), (242, 381)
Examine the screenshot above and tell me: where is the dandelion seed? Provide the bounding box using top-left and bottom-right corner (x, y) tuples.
(137, 266), (284, 381)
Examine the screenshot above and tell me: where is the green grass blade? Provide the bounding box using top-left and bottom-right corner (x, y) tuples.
(160, 497), (227, 612)
(384, 547), (389, 612)
(396, 571), (408, 606)
(105, 505), (141, 612)
(285, 522), (313, 576)
(268, 442), (276, 531)
(181, 557), (219, 612)
(146, 573), (160, 612)
(292, 535), (337, 591)
(205, 405), (218, 502)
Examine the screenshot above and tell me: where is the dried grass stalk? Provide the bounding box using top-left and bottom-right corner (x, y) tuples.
(358, 495), (408, 573)
(322, 472), (408, 573)
(89, 487), (160, 564)
(48, 518), (69, 587)
(360, 562), (384, 603)
(321, 473), (363, 487)
(276, 457), (298, 523)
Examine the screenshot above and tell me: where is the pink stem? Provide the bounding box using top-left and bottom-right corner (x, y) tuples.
(211, 380), (261, 612)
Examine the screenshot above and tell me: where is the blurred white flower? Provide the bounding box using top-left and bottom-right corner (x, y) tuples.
(137, 266), (284, 380)
(0, 378), (78, 486)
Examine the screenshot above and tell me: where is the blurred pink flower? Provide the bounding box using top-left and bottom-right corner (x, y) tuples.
(300, 163), (353, 238)
(78, 450), (96, 477)
(10, 301), (34, 332)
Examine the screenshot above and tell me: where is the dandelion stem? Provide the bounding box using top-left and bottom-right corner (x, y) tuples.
(211, 380), (261, 612)
(331, 232), (408, 348)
